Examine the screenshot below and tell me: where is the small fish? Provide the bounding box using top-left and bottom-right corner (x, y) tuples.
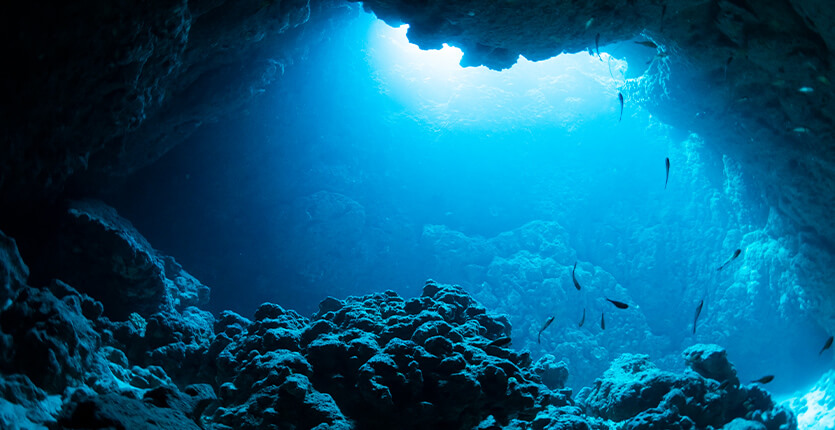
(488, 337), (512, 347)
(820, 336), (834, 355)
(717, 379), (735, 390)
(717, 249), (742, 271)
(817, 75), (831, 85)
(693, 299), (704, 334)
(618, 92), (624, 122)
(634, 40), (658, 49)
(585, 18), (594, 29)
(572, 262), (582, 290)
(751, 375), (774, 384)
(798, 86), (815, 93)
(793, 127), (811, 133)
(606, 298), (629, 309)
(537, 316), (555, 344)
(601, 312), (606, 330)
(579, 308), (586, 327)
(665, 157), (670, 189)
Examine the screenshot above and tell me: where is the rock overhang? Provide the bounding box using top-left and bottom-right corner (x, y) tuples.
(351, 0), (835, 243)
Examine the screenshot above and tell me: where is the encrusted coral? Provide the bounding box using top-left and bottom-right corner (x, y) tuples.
(578, 345), (796, 430)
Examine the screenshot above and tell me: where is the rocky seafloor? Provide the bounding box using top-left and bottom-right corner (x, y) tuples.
(0, 200), (798, 429)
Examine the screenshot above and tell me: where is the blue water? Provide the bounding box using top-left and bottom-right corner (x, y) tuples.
(110, 10), (831, 400)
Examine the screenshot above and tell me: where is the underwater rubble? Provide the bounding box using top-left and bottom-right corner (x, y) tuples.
(0, 201), (797, 429)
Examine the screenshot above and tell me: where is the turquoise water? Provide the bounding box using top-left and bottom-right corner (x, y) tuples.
(111, 10), (832, 416)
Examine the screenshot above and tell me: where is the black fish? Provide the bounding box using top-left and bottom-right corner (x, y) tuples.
(634, 40), (658, 49)
(579, 308), (586, 327)
(717, 249), (742, 271)
(538, 316), (555, 344)
(751, 375), (774, 384)
(595, 33), (601, 58)
(488, 337), (512, 347)
(693, 299), (704, 334)
(606, 298), (628, 309)
(618, 92), (624, 122)
(665, 157), (670, 189)
(717, 379), (735, 390)
(601, 312), (606, 330)
(572, 262), (582, 290)
(820, 336), (834, 355)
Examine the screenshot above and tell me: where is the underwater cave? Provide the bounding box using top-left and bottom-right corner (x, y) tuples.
(1, 0), (834, 429)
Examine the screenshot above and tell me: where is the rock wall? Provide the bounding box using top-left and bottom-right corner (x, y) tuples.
(0, 0), (348, 208)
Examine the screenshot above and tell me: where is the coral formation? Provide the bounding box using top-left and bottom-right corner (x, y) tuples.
(0, 214), (798, 428)
(578, 345), (796, 430)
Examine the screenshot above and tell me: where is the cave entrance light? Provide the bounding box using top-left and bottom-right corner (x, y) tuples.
(365, 18), (629, 132)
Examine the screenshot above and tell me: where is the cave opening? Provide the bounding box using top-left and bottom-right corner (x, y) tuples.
(3, 0), (835, 428)
(101, 9), (832, 407)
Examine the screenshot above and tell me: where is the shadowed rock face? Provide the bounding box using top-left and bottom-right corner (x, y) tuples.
(0, 0), (344, 207)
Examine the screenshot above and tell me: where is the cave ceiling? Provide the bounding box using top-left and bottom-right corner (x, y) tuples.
(1, 0), (834, 246)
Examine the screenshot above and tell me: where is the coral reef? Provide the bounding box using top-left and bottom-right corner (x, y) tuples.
(0, 202), (805, 428)
(208, 282), (562, 429)
(578, 345), (796, 430)
(0, 214), (798, 429)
